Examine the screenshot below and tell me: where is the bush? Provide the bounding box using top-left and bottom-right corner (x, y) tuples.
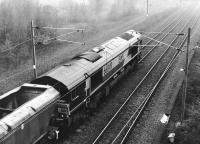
(175, 117), (200, 144)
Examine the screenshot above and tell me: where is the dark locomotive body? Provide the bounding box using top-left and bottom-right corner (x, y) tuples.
(0, 30), (142, 143)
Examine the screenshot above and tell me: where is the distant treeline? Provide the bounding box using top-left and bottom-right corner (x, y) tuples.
(0, 0), (180, 53)
(0, 0), (140, 51)
(0, 0), (141, 71)
(0, 0), (178, 70)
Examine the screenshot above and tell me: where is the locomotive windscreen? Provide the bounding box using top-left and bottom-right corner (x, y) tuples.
(119, 33), (134, 41)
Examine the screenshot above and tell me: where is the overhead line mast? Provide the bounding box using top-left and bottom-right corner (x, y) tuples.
(31, 20), (37, 79)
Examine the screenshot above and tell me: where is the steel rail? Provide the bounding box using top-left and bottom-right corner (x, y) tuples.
(120, 14), (199, 143)
(138, 14), (185, 63)
(140, 8), (187, 50)
(91, 9), (196, 144)
(115, 10), (200, 144)
(110, 12), (198, 144)
(120, 36), (187, 144)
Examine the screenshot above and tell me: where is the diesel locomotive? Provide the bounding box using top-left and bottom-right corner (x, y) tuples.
(0, 30), (142, 144)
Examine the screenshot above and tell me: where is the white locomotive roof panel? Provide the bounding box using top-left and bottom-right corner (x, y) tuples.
(47, 59), (94, 89)
(99, 37), (128, 61)
(46, 30), (141, 89)
(101, 37), (127, 51)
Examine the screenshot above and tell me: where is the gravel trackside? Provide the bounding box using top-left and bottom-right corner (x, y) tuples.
(56, 7), (193, 144)
(159, 17), (200, 144)
(125, 9), (200, 144)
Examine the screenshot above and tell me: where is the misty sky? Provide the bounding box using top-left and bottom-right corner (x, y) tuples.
(32, 0), (198, 6)
(39, 0), (88, 6)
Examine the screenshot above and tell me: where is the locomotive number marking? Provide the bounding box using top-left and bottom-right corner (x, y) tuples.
(103, 53), (124, 76)
(118, 53), (124, 63)
(103, 61), (113, 76)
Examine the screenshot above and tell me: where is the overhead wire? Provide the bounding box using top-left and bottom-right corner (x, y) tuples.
(45, 31), (83, 42)
(142, 34), (181, 50)
(57, 39), (85, 45)
(40, 26), (86, 31)
(0, 38), (32, 54)
(0, 67), (34, 83)
(0, 26), (86, 81)
(0, 21), (89, 92)
(137, 30), (185, 35)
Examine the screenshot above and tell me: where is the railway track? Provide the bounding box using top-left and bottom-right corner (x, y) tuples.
(90, 7), (199, 144)
(126, 11), (200, 144)
(140, 9), (184, 49)
(58, 7), (199, 144)
(118, 14), (200, 144)
(139, 8), (190, 61)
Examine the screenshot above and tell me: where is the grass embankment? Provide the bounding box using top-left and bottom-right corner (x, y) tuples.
(161, 49), (200, 144)
(174, 49), (200, 144)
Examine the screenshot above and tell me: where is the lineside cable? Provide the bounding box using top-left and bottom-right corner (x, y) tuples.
(142, 34), (182, 50)
(0, 38), (32, 54)
(0, 67), (33, 83)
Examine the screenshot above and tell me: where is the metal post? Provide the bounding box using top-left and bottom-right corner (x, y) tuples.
(181, 27), (191, 122)
(31, 20), (37, 79)
(147, 0), (149, 16)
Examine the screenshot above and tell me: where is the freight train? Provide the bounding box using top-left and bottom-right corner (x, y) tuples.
(0, 30), (142, 144)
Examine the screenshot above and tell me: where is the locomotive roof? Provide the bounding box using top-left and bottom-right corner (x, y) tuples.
(46, 58), (93, 89)
(44, 30), (141, 89)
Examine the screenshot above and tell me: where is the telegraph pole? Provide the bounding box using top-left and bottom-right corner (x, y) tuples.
(31, 20), (37, 79)
(181, 28), (191, 122)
